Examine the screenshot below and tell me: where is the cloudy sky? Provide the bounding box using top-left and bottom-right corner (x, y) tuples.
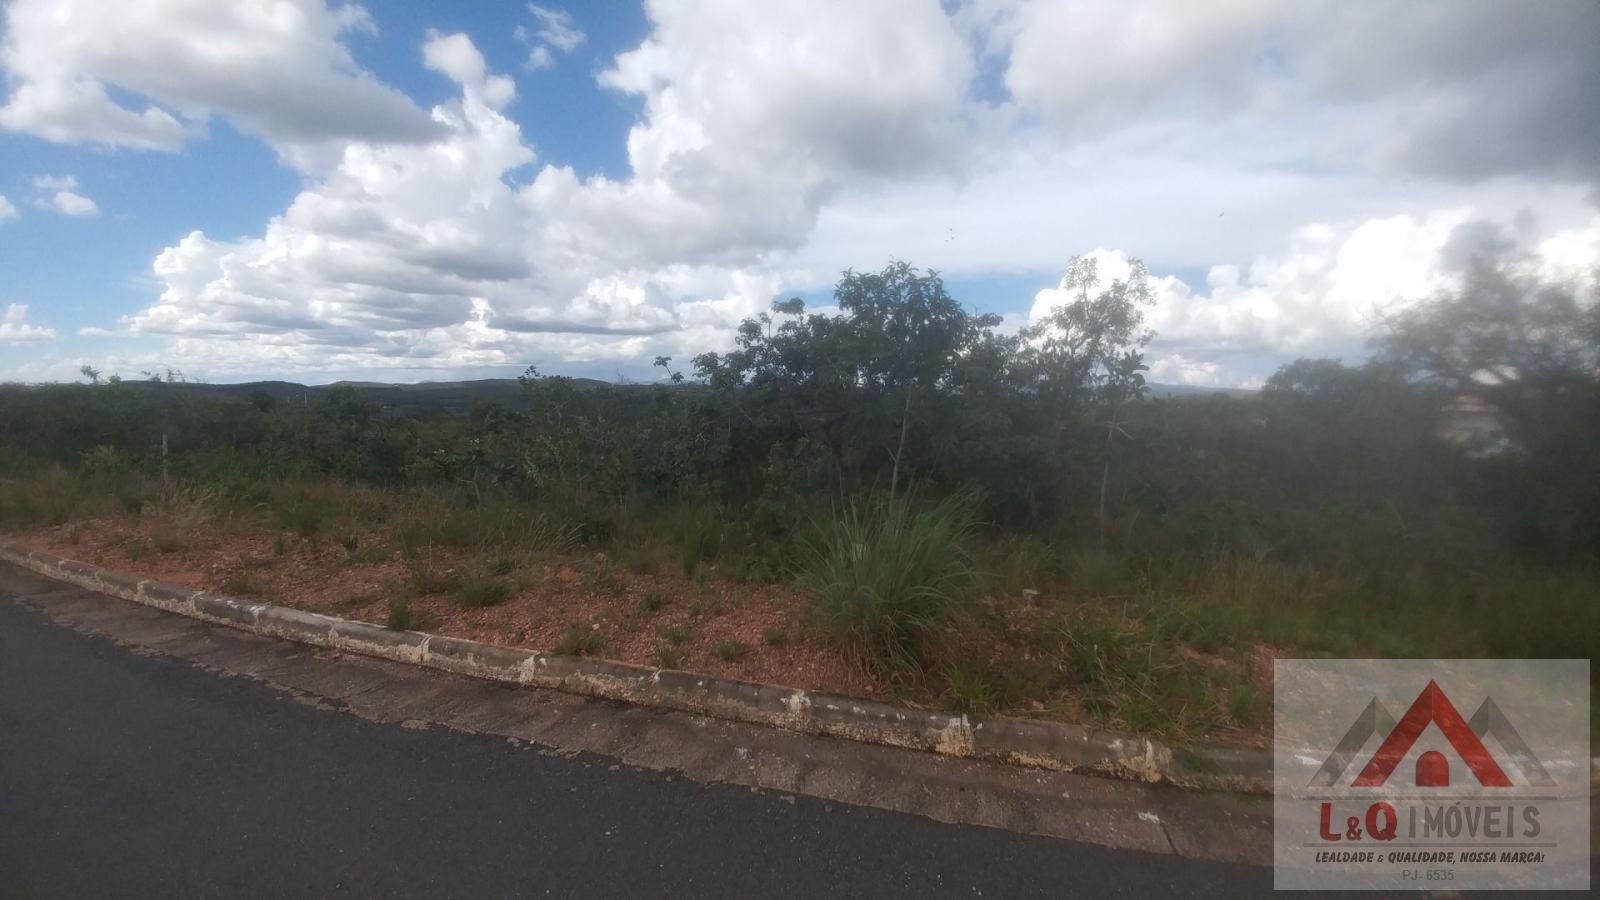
(1, 0), (1597, 387)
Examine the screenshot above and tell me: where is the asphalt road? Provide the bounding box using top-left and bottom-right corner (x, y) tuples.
(0, 593), (1273, 898)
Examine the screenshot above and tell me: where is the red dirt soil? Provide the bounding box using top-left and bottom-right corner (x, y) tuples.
(9, 520), (879, 699)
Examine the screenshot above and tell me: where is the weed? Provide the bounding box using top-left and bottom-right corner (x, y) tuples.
(125, 540), (146, 562)
(271, 485), (337, 538)
(621, 548), (661, 575)
(712, 639), (747, 662)
(222, 571), (266, 597)
(761, 628), (788, 647)
(1229, 682), (1267, 726)
(555, 624), (605, 656)
(662, 625), (690, 645)
(799, 492), (980, 671)
(581, 564), (625, 597)
(340, 534), (360, 553)
(454, 576), (512, 608)
(397, 528), (420, 561)
(343, 546), (388, 565)
(386, 596), (418, 630)
(678, 514), (721, 577)
(66, 522), (82, 545)
(689, 595), (724, 618)
(653, 646), (682, 668)
(1065, 546), (1129, 596)
(238, 554), (274, 570)
(152, 530), (188, 554)
(488, 558), (515, 576)
(408, 565), (460, 596)
(273, 532), (285, 556)
(945, 663), (1001, 715)
(986, 535), (1056, 596)
(637, 590), (667, 614)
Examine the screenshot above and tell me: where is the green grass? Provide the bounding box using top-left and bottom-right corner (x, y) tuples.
(945, 662), (1002, 715)
(761, 628), (788, 647)
(1064, 546), (1130, 596)
(387, 596), (419, 630)
(653, 646), (683, 668)
(454, 576), (512, 609)
(407, 565), (460, 596)
(798, 492), (980, 671)
(269, 484), (338, 538)
(677, 511), (722, 577)
(983, 534), (1056, 596)
(636, 590), (666, 614)
(662, 625), (690, 645)
(712, 639), (747, 662)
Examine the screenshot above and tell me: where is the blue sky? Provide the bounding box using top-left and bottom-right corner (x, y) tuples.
(2, 2), (651, 365)
(1, 1), (1596, 386)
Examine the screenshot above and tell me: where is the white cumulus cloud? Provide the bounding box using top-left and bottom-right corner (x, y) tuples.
(0, 0), (440, 164)
(990, 0), (1600, 185)
(0, 194), (16, 222)
(115, 4), (980, 375)
(46, 0), (1600, 385)
(1032, 214), (1600, 386)
(31, 175), (99, 216)
(0, 304), (56, 342)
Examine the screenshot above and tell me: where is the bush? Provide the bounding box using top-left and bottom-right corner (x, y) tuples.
(79, 445), (130, 477)
(799, 492), (980, 671)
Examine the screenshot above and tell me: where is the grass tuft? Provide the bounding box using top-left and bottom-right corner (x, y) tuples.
(387, 596), (418, 630)
(712, 639), (747, 662)
(555, 624), (605, 656)
(454, 576), (513, 609)
(798, 492), (980, 672)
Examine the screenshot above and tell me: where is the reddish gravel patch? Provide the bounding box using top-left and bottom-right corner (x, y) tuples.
(11, 520), (878, 699)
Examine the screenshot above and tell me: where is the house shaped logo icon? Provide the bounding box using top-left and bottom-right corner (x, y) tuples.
(1310, 679), (1555, 789)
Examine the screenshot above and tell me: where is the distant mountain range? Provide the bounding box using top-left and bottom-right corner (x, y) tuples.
(93, 376), (1255, 414)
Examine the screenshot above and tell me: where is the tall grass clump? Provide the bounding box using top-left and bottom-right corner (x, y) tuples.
(799, 492), (981, 671)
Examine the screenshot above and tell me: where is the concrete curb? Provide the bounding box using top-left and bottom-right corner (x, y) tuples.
(2, 542), (1271, 791)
